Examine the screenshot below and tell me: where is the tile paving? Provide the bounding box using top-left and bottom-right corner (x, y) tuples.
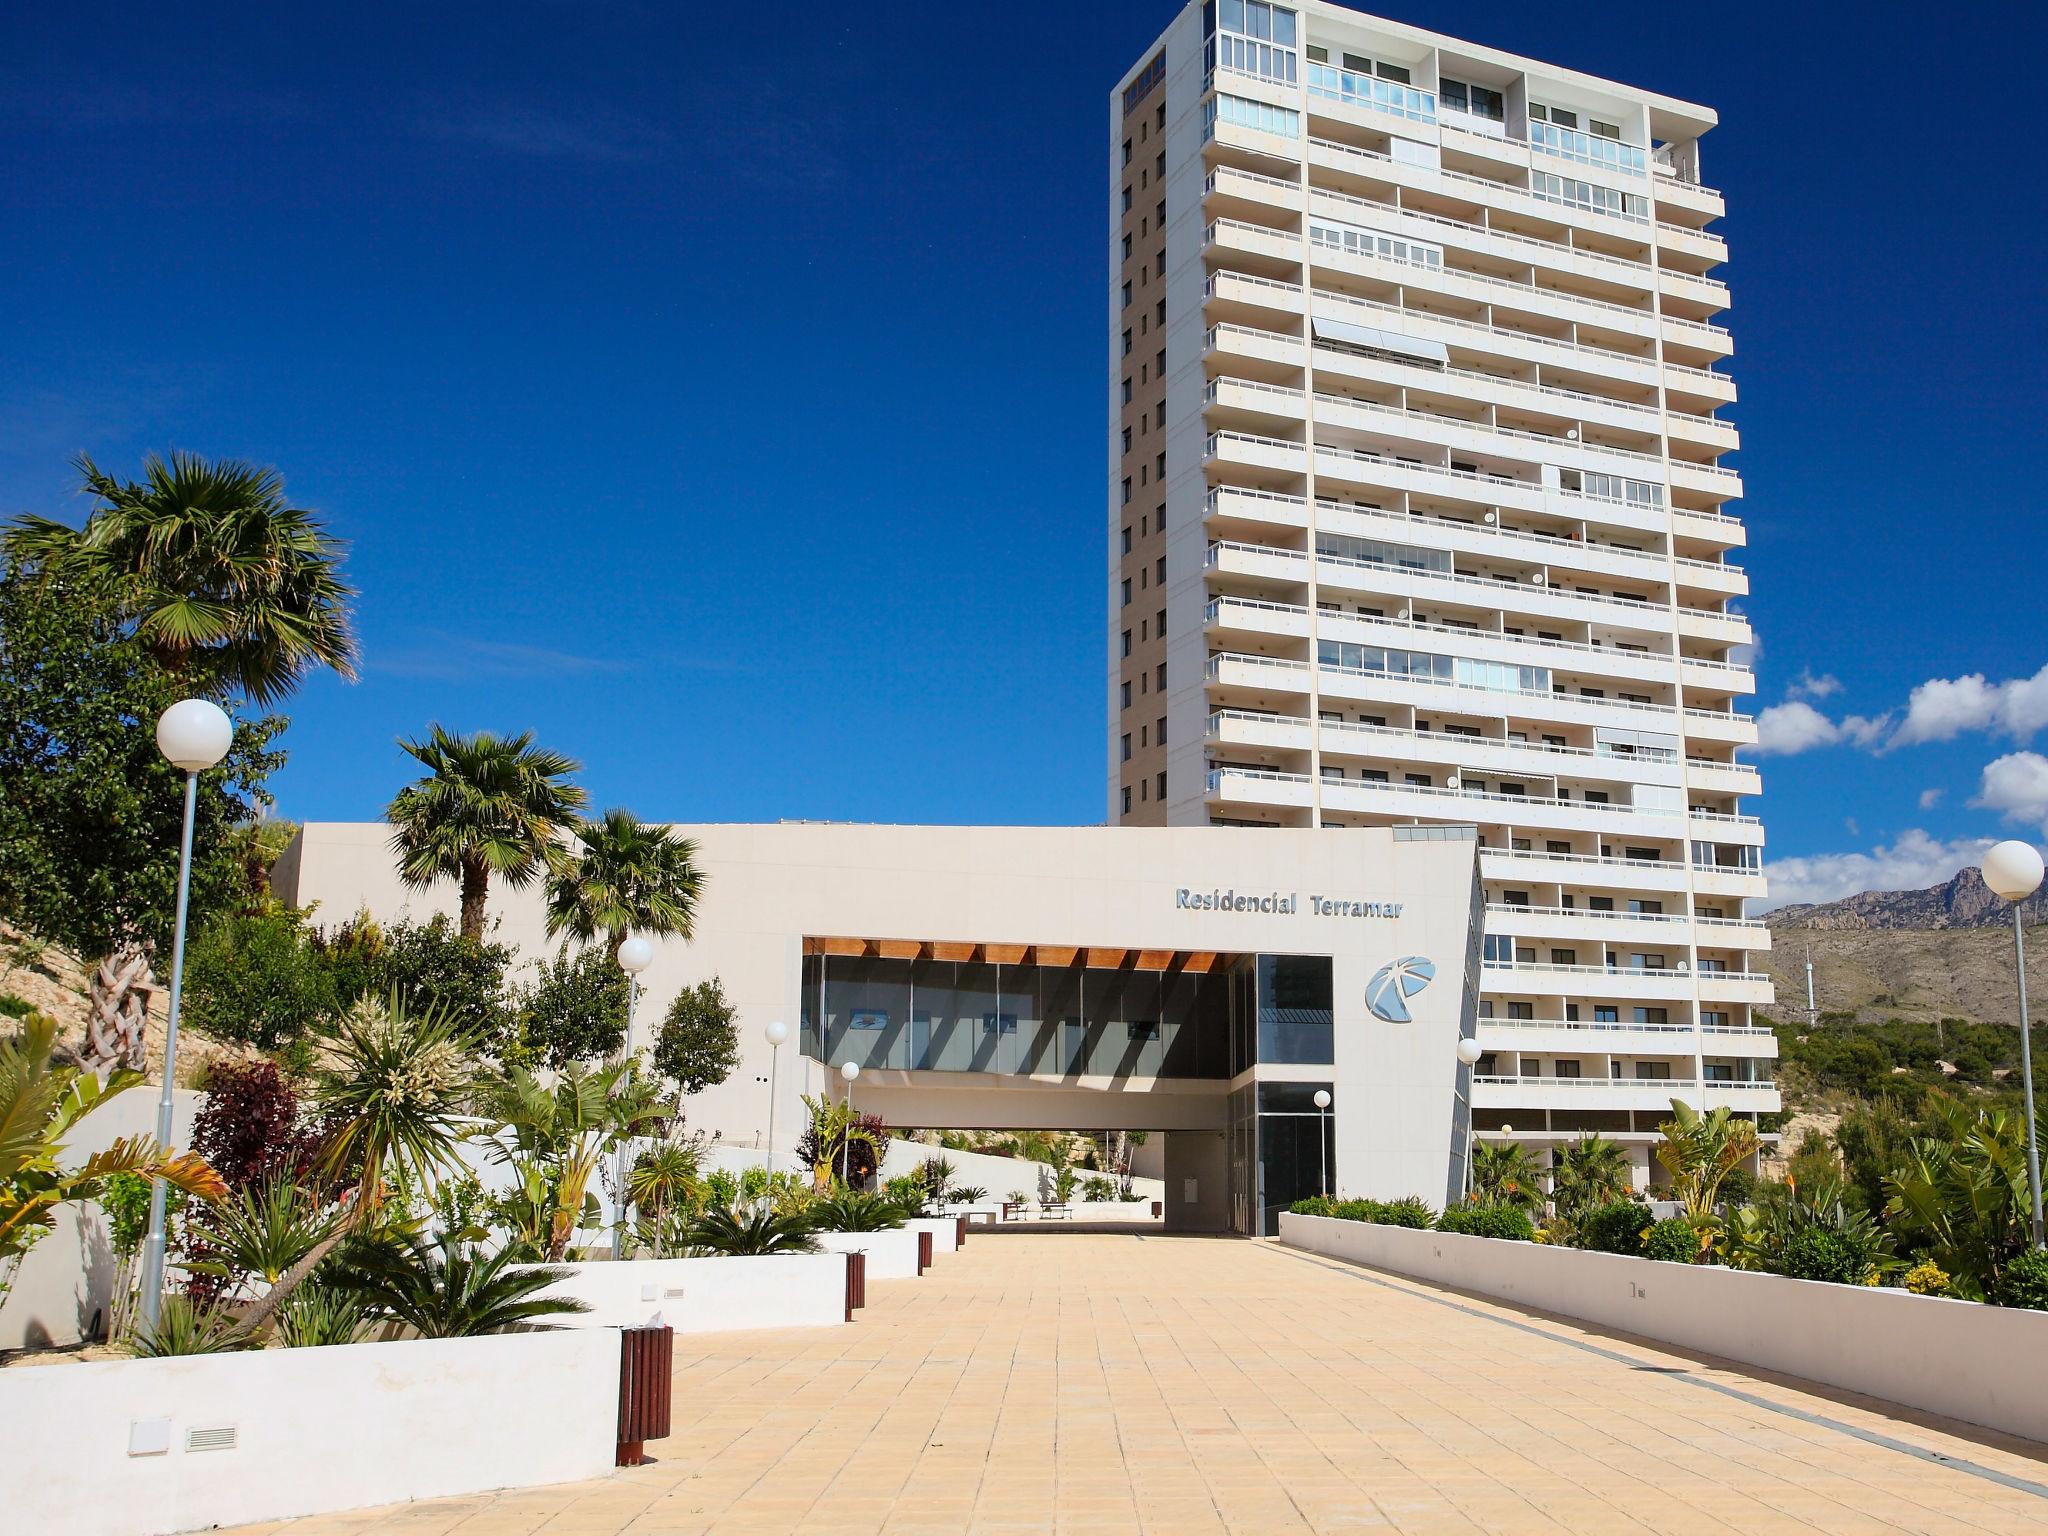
(222, 1230), (2048, 1535)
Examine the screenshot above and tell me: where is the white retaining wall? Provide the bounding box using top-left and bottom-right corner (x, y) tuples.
(1279, 1213), (2048, 1445)
(0, 1329), (618, 1536)
(528, 1254), (848, 1333)
(902, 1216), (960, 1255)
(812, 1229), (924, 1279)
(878, 1140), (1166, 1207)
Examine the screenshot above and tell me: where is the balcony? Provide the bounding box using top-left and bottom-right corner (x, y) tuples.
(1480, 847), (1691, 893)
(1322, 776), (1685, 838)
(1204, 485), (1310, 533)
(1204, 595), (1310, 643)
(1206, 764), (1314, 808)
(1321, 721), (1683, 786)
(1205, 650), (1311, 696)
(1207, 708), (1313, 753)
(1206, 538), (1308, 584)
(1204, 429), (1308, 479)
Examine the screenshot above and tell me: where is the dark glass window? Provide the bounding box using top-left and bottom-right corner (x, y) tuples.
(1256, 1107), (1332, 1233)
(1256, 954), (1334, 1063)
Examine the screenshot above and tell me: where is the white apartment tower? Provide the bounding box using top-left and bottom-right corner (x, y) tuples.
(1109, 1), (1777, 1180)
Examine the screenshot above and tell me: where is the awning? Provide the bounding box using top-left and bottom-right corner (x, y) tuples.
(1310, 314), (1448, 366)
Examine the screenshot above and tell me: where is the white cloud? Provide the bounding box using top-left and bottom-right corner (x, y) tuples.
(1972, 751), (2048, 835)
(1891, 662), (2048, 749)
(1786, 669), (1842, 701)
(1761, 830), (1995, 911)
(1918, 787), (1945, 810)
(1753, 701), (1890, 756)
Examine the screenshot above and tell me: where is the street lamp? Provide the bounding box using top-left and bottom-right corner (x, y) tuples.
(138, 699), (233, 1334)
(1313, 1089), (1332, 1198)
(612, 934), (654, 1258)
(1982, 840), (2045, 1249)
(1456, 1036), (1484, 1200)
(839, 1060), (861, 1186)
(762, 1020), (789, 1175)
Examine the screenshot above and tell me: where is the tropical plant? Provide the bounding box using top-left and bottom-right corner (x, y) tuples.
(1469, 1140), (1543, 1211)
(651, 978), (742, 1096)
(1723, 1175), (1894, 1284)
(481, 1059), (674, 1260)
(1006, 1189), (1032, 1207)
(1654, 1100), (1759, 1222)
(1052, 1162), (1080, 1206)
(1081, 1176), (1115, 1202)
(316, 912), (517, 1053)
(628, 1135), (706, 1251)
(915, 1155), (956, 1206)
(184, 1178), (346, 1300)
(1882, 1095), (2038, 1302)
(385, 726), (586, 942)
(132, 1294), (251, 1357)
(221, 992), (479, 1340)
(809, 1188), (908, 1232)
(1437, 1202), (1535, 1241)
(336, 1230), (587, 1337)
(189, 1058), (319, 1193)
(1999, 1248), (2048, 1311)
(881, 1173), (928, 1216)
(682, 1201), (821, 1256)
(510, 943), (629, 1069)
(1642, 1217), (1702, 1263)
(2, 451), (357, 704)
(1548, 1134), (1632, 1223)
(275, 1282), (374, 1348)
(0, 1013), (225, 1304)
(100, 1170), (168, 1342)
(543, 809), (704, 960)
(1575, 1198), (1651, 1257)
(797, 1094), (886, 1191)
(954, 1184), (989, 1205)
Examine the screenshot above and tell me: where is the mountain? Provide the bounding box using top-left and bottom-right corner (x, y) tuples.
(1767, 867), (2048, 932)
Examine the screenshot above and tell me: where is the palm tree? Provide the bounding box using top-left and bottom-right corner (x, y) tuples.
(627, 1136), (704, 1256)
(545, 809), (704, 959)
(1655, 1100), (1760, 1222)
(1549, 1134), (1633, 1222)
(2, 450), (357, 705)
(1470, 1140), (1544, 1211)
(335, 1231), (588, 1337)
(683, 1202), (821, 1256)
(0, 1013), (226, 1303)
(385, 726), (587, 941)
(480, 1060), (674, 1260)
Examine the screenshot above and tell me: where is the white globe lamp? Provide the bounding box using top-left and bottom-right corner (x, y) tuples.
(1456, 1036), (1484, 1066)
(1313, 1089), (1333, 1197)
(764, 1019), (789, 1047)
(1982, 841), (2045, 902)
(1981, 841), (2045, 1249)
(762, 1020), (789, 1176)
(155, 698), (233, 771)
(838, 1060), (862, 1185)
(616, 934), (655, 975)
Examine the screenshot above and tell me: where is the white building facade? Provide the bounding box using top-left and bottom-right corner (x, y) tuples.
(1108, 1), (1776, 1177)
(277, 822), (1482, 1234)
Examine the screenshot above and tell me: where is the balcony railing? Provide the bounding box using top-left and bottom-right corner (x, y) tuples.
(1486, 902), (1687, 925)
(1316, 717), (1680, 768)
(1484, 960), (1771, 982)
(1528, 120), (1648, 176)
(1306, 63), (1435, 124)
(1303, 170), (1654, 278)
(1311, 390), (1668, 466)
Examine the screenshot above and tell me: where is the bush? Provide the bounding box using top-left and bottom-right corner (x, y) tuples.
(511, 944), (627, 1069)
(1081, 1176), (1115, 1202)
(652, 978), (742, 1095)
(1998, 1248), (2048, 1311)
(1642, 1217), (1701, 1263)
(1779, 1226), (1868, 1285)
(1577, 1200), (1650, 1257)
(1293, 1195), (1436, 1227)
(1376, 1196), (1436, 1229)
(1904, 1261), (1953, 1297)
(190, 1059), (318, 1193)
(1437, 1203), (1534, 1242)
(181, 905), (336, 1053)
(1289, 1196), (1335, 1217)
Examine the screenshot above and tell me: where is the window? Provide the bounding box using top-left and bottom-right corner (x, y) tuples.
(1156, 770), (1166, 800)
(1507, 1001), (1533, 1021)
(1204, 94), (1301, 140)
(1121, 733), (1133, 763)
(1439, 78), (1503, 121)
(1154, 554), (1164, 582)
(1704, 1062), (1733, 1082)
(1591, 118), (1621, 140)
(1121, 233), (1133, 261)
(1121, 187), (1133, 213)
(1594, 1006), (1618, 1023)
(1530, 103), (1578, 129)
(1156, 715), (1167, 745)
(1120, 681), (1131, 709)
(1121, 377), (1132, 404)
(1554, 1059), (1582, 1079)
(1122, 139), (1132, 166)
(1120, 525), (1132, 554)
(1156, 607), (1166, 638)
(1121, 786), (1132, 815)
(1308, 218), (1443, 270)
(1633, 1007), (1669, 1025)
(1550, 949), (1576, 965)
(1255, 954), (1333, 1063)
(1531, 170), (1648, 222)
(1702, 1011), (1729, 1028)
(1306, 61), (1433, 122)
(1121, 330), (1132, 358)
(1211, 0), (1299, 84)
(1634, 1060), (1672, 1080)
(1155, 661), (1166, 690)
(1120, 578), (1132, 607)
(1121, 629), (1132, 657)
(1321, 765), (1344, 781)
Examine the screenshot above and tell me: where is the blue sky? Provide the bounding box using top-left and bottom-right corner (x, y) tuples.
(4, 1), (2044, 908)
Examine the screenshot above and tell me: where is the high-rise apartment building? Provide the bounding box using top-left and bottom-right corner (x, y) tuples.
(1109, 1), (1776, 1179)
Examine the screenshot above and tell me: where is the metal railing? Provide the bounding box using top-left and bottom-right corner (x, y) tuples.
(1308, 180), (1652, 279)
(1487, 902), (1686, 925)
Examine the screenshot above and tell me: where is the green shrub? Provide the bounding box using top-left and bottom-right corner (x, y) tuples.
(1577, 1200), (1650, 1257)
(1998, 1248), (2048, 1311)
(1642, 1217), (1700, 1263)
(1778, 1226), (1868, 1285)
(1437, 1203), (1534, 1241)
(1377, 1196), (1436, 1229)
(1332, 1198), (1376, 1222)
(1289, 1196), (1335, 1217)
(1081, 1176), (1115, 1202)
(1903, 1261), (1953, 1297)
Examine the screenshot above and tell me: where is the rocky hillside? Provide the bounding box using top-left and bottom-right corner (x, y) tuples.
(1768, 866), (2048, 931)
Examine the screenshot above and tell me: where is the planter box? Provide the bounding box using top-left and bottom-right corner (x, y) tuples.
(812, 1229), (924, 1280)
(528, 1255), (849, 1334)
(1279, 1212), (2048, 1445)
(0, 1329), (617, 1536)
(902, 1217), (959, 1256)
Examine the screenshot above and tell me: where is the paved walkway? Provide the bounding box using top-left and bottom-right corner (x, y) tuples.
(228, 1231), (2048, 1535)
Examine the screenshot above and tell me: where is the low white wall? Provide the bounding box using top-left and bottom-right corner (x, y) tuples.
(812, 1229), (924, 1280)
(1279, 1213), (2048, 1445)
(1021, 1198), (1161, 1222)
(0, 1088), (201, 1351)
(902, 1216), (960, 1255)
(878, 1141), (1166, 1206)
(529, 1254), (847, 1333)
(0, 1329), (617, 1536)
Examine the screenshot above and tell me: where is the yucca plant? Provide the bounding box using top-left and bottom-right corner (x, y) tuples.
(335, 1230), (588, 1337)
(184, 1178), (344, 1299)
(275, 1283), (373, 1348)
(683, 1201), (821, 1256)
(809, 1189), (907, 1233)
(132, 1294), (250, 1357)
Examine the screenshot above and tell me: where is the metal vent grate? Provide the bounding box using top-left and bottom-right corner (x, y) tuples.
(186, 1425), (238, 1453)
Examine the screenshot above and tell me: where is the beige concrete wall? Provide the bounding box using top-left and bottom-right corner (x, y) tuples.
(1279, 1213), (2048, 1446)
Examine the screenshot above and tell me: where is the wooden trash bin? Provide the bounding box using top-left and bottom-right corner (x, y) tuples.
(617, 1324), (673, 1467)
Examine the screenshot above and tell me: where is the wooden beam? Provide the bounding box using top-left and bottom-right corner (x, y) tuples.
(930, 941), (976, 962)
(1033, 945), (1080, 968)
(814, 936), (866, 957)
(1180, 952), (1221, 974)
(982, 942), (1028, 965)
(1084, 947), (1128, 970)
(1133, 949), (1175, 972)
(874, 939), (921, 961)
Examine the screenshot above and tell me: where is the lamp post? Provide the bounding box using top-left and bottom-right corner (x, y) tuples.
(763, 1020), (788, 1175)
(1313, 1089), (1332, 1198)
(839, 1060), (861, 1186)
(612, 934), (654, 1259)
(1456, 1035), (1484, 1200)
(138, 699), (234, 1335)
(1982, 841), (2045, 1249)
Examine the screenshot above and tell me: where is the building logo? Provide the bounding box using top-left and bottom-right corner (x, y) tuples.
(1365, 956), (1436, 1022)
